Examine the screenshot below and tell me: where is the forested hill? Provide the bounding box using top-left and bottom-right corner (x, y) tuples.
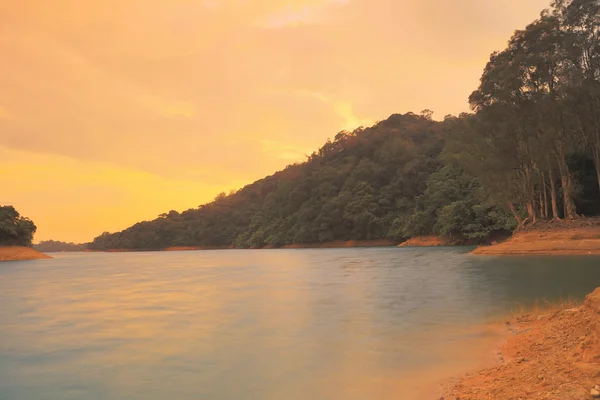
(90, 113), (515, 250)
(90, 0), (600, 251)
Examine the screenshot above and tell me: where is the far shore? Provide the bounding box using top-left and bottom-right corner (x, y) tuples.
(79, 220), (600, 255)
(0, 246), (51, 261)
(86, 240), (400, 253)
(441, 287), (600, 399)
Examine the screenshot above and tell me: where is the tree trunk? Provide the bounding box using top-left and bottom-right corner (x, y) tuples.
(539, 192), (545, 220)
(541, 171), (549, 220)
(524, 164), (537, 223)
(526, 202), (536, 223)
(593, 140), (600, 193)
(508, 202), (523, 226)
(556, 145), (578, 219)
(548, 166), (560, 220)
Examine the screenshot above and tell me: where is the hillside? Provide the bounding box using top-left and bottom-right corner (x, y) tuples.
(89, 113), (600, 251)
(89, 113), (516, 250)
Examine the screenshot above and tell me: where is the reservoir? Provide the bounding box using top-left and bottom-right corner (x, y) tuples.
(1, 248), (599, 399)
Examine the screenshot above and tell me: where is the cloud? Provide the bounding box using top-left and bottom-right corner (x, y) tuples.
(1, 146), (242, 242)
(0, 0), (551, 240)
(258, 0), (350, 28)
(0, 105), (11, 119)
(293, 89), (373, 130)
(260, 139), (313, 161)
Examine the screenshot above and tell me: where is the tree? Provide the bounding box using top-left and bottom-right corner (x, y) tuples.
(0, 206), (37, 247)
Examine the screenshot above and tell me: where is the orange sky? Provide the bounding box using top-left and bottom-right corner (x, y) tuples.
(1, 0), (551, 243)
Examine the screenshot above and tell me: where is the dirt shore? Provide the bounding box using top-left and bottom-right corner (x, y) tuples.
(398, 236), (458, 247)
(0, 246), (51, 261)
(281, 240), (397, 249)
(442, 288), (600, 400)
(473, 218), (600, 255)
(164, 246), (232, 251)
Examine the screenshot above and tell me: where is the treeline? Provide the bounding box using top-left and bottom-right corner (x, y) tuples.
(89, 0), (600, 251)
(34, 240), (88, 253)
(0, 206), (37, 247)
(447, 0), (600, 225)
(88, 113), (518, 250)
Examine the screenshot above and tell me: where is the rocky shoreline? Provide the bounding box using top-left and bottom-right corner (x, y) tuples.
(441, 288), (600, 400)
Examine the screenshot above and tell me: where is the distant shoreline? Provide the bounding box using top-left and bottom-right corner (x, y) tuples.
(0, 246), (51, 261)
(86, 240), (401, 253)
(84, 221), (600, 255)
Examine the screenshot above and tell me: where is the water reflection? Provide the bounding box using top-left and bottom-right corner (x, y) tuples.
(0, 249), (599, 399)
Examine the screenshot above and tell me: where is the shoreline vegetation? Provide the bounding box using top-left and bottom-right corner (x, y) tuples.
(84, 240), (400, 252)
(83, 217), (600, 254)
(441, 287), (600, 400)
(0, 246), (51, 261)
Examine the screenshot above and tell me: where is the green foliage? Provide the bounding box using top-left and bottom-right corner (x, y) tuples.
(452, 1), (600, 223)
(0, 206), (37, 247)
(89, 114), (513, 250)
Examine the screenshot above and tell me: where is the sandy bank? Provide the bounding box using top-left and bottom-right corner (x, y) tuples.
(281, 240), (397, 249)
(397, 236), (456, 247)
(473, 221), (600, 255)
(442, 288), (600, 400)
(0, 246), (51, 261)
(164, 246), (233, 251)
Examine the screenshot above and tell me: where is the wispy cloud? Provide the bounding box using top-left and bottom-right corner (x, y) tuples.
(294, 89), (373, 130)
(0, 105), (11, 119)
(260, 139), (313, 161)
(258, 0), (350, 28)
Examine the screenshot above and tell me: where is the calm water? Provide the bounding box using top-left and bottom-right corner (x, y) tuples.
(1, 248), (600, 400)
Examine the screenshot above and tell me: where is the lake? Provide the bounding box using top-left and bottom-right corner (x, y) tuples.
(1, 248), (599, 399)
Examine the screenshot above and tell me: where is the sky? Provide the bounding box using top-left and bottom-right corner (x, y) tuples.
(1, 0), (551, 243)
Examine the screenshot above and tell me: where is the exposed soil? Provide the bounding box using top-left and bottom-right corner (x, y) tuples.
(398, 236), (458, 247)
(281, 240), (397, 249)
(473, 218), (600, 255)
(0, 246), (51, 261)
(164, 246), (232, 251)
(441, 288), (600, 400)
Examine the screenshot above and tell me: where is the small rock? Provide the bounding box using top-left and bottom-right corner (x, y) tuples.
(591, 388), (600, 398)
(595, 384), (600, 391)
